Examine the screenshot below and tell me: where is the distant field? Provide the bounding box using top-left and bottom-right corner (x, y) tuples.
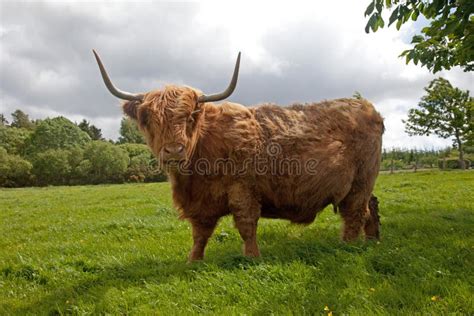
(0, 171), (473, 315)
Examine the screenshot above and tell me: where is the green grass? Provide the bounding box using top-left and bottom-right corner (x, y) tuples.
(0, 171), (473, 315)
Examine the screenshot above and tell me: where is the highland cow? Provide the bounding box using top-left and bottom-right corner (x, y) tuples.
(93, 50), (383, 262)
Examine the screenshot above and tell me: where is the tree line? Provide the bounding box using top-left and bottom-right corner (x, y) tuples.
(380, 147), (472, 172)
(1, 109), (471, 187)
(0, 110), (165, 187)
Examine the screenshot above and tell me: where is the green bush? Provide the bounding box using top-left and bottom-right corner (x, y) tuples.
(118, 143), (166, 182)
(144, 170), (167, 183)
(126, 154), (150, 182)
(67, 147), (85, 185)
(438, 158), (471, 169)
(118, 117), (145, 144)
(381, 159), (405, 171)
(75, 160), (93, 184)
(32, 149), (72, 186)
(0, 147), (33, 187)
(419, 156), (438, 168)
(82, 141), (129, 184)
(118, 143), (152, 158)
(0, 125), (32, 155)
(26, 117), (90, 154)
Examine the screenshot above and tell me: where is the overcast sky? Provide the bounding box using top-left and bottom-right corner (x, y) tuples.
(1, 1), (472, 148)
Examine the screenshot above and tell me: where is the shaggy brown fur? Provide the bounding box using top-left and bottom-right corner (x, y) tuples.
(122, 85), (384, 261)
(366, 195), (381, 239)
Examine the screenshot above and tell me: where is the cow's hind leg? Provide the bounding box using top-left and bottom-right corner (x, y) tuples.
(234, 216), (260, 257)
(364, 195), (381, 240)
(339, 193), (371, 241)
(188, 217), (218, 262)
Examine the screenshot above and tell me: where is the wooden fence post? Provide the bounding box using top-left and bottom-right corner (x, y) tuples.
(390, 157), (394, 174)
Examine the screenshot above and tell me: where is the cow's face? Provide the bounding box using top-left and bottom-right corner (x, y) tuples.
(122, 86), (202, 165)
(92, 49), (240, 166)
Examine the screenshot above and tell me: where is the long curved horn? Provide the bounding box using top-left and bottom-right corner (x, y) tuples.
(198, 52), (241, 103)
(92, 49), (143, 101)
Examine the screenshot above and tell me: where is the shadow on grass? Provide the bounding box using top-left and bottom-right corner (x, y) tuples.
(7, 257), (189, 314)
(208, 234), (374, 269)
(8, 230), (370, 314)
(8, 207), (471, 314)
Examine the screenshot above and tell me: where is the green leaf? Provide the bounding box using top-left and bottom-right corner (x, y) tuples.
(411, 35), (424, 43)
(388, 7), (399, 26)
(418, 2), (425, 13)
(378, 16), (385, 28)
(403, 7), (413, 22)
(366, 13), (379, 33)
(405, 50), (415, 64)
(443, 20), (459, 36)
(371, 13), (380, 32)
(376, 0), (383, 13)
(372, 22), (379, 32)
(365, 1), (375, 17)
(413, 54), (419, 65)
(396, 19), (403, 30)
(365, 21), (371, 34)
(400, 49), (410, 57)
(411, 9), (419, 21)
(421, 26), (431, 34)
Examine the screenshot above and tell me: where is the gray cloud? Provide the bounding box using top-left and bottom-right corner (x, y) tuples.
(1, 1), (472, 146)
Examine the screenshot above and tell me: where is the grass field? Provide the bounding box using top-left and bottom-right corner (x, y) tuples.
(1, 171), (473, 315)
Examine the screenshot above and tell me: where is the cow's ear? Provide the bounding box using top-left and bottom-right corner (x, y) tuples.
(138, 106), (151, 127)
(122, 100), (141, 120)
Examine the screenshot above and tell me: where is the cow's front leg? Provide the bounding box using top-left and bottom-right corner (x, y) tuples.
(228, 183), (261, 257)
(188, 217), (218, 262)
